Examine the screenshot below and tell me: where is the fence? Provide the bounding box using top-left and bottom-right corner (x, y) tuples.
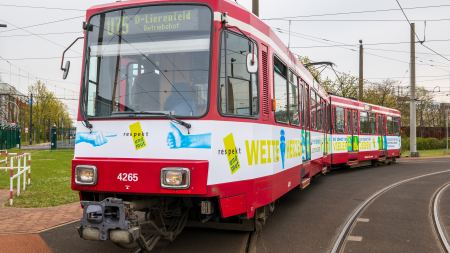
(0, 125), (21, 149)
(56, 127), (76, 149)
(401, 126), (449, 139)
(0, 152), (31, 206)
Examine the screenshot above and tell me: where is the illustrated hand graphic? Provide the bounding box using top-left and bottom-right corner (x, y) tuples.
(167, 123), (188, 149)
(166, 123), (211, 149)
(75, 132), (109, 147)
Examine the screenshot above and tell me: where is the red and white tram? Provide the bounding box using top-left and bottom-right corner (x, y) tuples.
(329, 95), (401, 167)
(61, 0), (401, 251)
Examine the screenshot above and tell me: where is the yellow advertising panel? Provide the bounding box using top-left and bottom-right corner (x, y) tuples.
(129, 122), (147, 150)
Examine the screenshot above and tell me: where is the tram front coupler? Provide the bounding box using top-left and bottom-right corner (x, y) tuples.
(78, 198), (140, 245)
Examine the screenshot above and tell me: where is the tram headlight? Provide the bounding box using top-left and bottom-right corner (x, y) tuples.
(161, 168), (190, 189)
(75, 165), (98, 185)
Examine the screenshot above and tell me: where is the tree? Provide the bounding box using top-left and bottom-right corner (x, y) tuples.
(24, 81), (73, 143)
(363, 80), (397, 108)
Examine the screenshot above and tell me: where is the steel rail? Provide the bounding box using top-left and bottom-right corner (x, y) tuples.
(330, 169), (450, 253)
(432, 182), (450, 252)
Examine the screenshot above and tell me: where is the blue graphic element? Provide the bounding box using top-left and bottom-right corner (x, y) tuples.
(167, 123), (211, 149)
(301, 130), (306, 161)
(280, 129), (286, 169)
(75, 132), (117, 147)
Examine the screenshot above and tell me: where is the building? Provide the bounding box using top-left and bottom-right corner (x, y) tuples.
(0, 82), (27, 126)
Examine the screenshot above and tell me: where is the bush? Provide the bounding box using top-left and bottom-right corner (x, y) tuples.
(402, 137), (449, 150)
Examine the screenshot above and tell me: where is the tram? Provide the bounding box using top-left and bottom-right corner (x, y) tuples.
(61, 0), (400, 251)
(329, 95), (401, 167)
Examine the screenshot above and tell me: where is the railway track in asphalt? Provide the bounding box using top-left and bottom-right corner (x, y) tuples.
(432, 182), (450, 253)
(330, 169), (450, 253)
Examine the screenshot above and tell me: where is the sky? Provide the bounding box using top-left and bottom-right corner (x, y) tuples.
(0, 0), (449, 121)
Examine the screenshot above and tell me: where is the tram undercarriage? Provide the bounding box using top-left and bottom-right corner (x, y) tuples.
(78, 195), (264, 252)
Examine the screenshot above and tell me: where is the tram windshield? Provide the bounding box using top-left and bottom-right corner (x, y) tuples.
(84, 5), (212, 118)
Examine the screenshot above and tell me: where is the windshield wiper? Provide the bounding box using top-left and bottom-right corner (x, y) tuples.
(112, 111), (192, 133)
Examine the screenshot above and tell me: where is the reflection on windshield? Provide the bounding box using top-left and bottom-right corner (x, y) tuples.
(84, 5), (211, 118)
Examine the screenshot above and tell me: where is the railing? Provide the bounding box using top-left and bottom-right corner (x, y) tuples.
(0, 152), (31, 206)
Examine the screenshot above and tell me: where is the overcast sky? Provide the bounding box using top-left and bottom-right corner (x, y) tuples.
(1, 0), (449, 120)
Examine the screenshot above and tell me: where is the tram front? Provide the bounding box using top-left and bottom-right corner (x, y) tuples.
(71, 2), (214, 251)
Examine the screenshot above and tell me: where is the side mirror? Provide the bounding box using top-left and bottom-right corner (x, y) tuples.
(60, 36), (83, 79)
(62, 61), (71, 79)
(246, 53), (258, 73)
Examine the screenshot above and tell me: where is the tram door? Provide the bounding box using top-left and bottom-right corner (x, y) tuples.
(351, 110), (359, 152)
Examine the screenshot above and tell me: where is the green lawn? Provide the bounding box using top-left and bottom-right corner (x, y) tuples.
(0, 149), (78, 208)
(402, 149), (450, 158)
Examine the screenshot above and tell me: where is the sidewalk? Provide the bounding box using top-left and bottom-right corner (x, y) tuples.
(0, 189), (82, 253)
(0, 190), (82, 234)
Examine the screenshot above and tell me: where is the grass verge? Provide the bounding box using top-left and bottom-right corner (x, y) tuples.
(0, 149), (78, 208)
(402, 149), (450, 158)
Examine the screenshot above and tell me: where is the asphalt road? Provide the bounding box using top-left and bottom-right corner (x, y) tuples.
(41, 157), (450, 253)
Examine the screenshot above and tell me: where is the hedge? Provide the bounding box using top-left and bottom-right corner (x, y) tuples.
(401, 137), (449, 150)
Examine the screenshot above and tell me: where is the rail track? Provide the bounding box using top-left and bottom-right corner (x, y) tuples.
(330, 169), (450, 253)
(431, 182), (450, 253)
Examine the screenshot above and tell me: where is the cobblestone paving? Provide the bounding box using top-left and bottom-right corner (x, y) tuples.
(0, 190), (81, 234)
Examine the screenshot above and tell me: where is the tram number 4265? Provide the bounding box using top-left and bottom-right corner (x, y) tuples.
(117, 173), (139, 182)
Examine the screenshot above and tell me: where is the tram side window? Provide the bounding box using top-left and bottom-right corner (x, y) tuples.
(317, 98), (323, 131)
(360, 112), (369, 134)
(369, 113), (376, 135)
(274, 57), (288, 123)
(345, 109), (351, 134)
(288, 71), (300, 125)
(335, 106), (344, 134)
(301, 81), (309, 128)
(219, 31), (258, 117)
(352, 111), (358, 135)
(310, 91), (317, 130)
(299, 80), (304, 127)
(377, 115), (385, 135)
(393, 117), (400, 135)
(387, 116), (394, 134)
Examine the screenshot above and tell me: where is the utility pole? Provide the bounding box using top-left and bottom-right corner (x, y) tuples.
(359, 40), (364, 100)
(252, 0), (259, 16)
(446, 105), (448, 153)
(29, 93), (33, 145)
(410, 23), (419, 157)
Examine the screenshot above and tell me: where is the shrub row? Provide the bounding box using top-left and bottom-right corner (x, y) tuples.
(401, 137), (450, 150)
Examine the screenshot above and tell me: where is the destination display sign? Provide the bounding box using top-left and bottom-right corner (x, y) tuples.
(104, 7), (206, 36)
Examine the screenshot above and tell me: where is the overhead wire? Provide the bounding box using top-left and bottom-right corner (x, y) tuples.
(394, 0), (450, 62)
(0, 16), (84, 34)
(0, 4), (84, 12)
(289, 38), (450, 48)
(263, 3), (450, 20)
(267, 18), (450, 22)
(0, 32), (82, 38)
(0, 19), (82, 55)
(2, 56), (82, 61)
(275, 27), (450, 70)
